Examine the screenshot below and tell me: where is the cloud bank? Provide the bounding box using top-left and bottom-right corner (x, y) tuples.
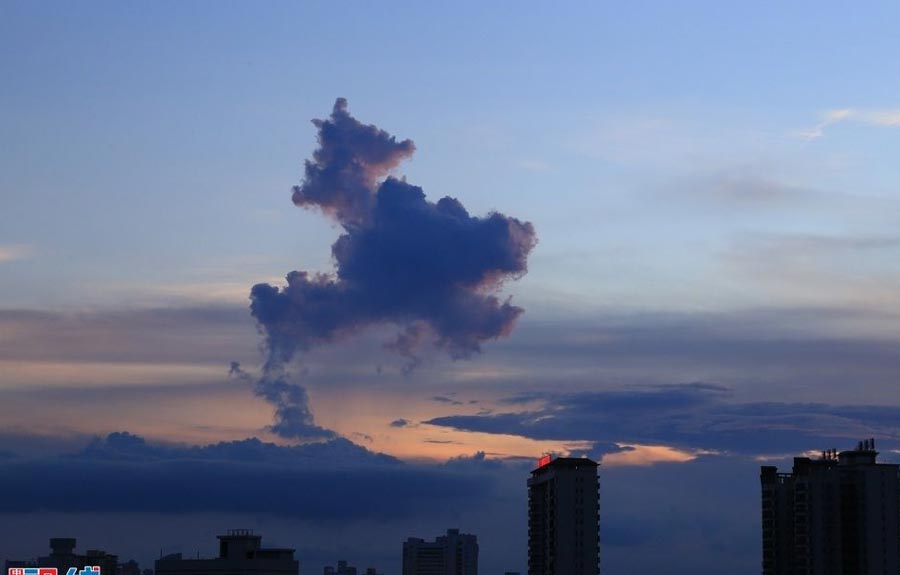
(0, 432), (496, 519)
(426, 383), (900, 456)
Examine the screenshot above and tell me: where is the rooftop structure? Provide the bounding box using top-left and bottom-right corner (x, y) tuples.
(155, 529), (298, 575)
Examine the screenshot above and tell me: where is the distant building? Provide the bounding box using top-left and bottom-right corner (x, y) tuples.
(6, 538), (118, 575)
(154, 530), (297, 575)
(527, 456), (600, 575)
(402, 528), (478, 575)
(323, 560), (382, 575)
(324, 560), (356, 575)
(119, 559), (142, 575)
(761, 438), (900, 575)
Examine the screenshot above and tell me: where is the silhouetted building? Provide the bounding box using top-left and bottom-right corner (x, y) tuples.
(527, 456), (600, 575)
(154, 530), (297, 575)
(323, 562), (383, 575)
(324, 561), (356, 575)
(119, 560), (142, 575)
(402, 528), (478, 575)
(6, 538), (118, 575)
(761, 439), (900, 575)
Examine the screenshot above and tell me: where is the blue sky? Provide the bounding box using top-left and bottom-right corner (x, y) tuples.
(3, 2), (900, 574)
(5, 0), (900, 313)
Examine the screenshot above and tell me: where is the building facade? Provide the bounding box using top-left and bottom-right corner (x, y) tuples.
(155, 530), (298, 575)
(402, 528), (478, 575)
(761, 439), (900, 575)
(527, 456), (600, 575)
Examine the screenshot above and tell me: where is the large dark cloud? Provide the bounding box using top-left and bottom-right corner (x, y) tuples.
(251, 98), (535, 363)
(425, 383), (900, 455)
(0, 432), (496, 520)
(247, 99), (536, 438)
(78, 431), (378, 465)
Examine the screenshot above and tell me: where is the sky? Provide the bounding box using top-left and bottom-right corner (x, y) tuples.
(2, 1), (900, 573)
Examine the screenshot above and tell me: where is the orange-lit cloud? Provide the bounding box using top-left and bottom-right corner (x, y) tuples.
(309, 385), (593, 461)
(602, 443), (715, 467)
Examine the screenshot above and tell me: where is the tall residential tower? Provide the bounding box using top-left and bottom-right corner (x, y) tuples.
(527, 456), (600, 575)
(761, 439), (900, 575)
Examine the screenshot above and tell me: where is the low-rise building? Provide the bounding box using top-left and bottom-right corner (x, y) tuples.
(402, 528), (478, 575)
(322, 561), (382, 575)
(154, 530), (298, 575)
(6, 538), (118, 575)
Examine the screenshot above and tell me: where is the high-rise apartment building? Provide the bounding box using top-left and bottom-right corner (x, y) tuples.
(761, 439), (900, 575)
(402, 528), (478, 575)
(527, 456), (600, 575)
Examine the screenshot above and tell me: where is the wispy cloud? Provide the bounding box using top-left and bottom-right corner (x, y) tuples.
(723, 231), (900, 311)
(0, 244), (34, 263)
(795, 107), (900, 141)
